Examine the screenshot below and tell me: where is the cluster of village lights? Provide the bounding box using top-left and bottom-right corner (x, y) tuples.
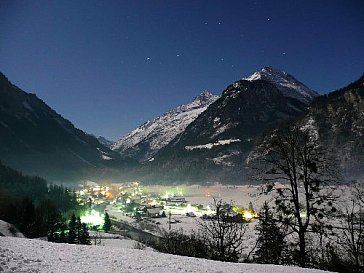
(80, 210), (104, 226)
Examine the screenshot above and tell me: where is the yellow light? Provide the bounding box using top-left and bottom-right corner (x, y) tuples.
(243, 211), (253, 219)
(150, 199), (158, 206)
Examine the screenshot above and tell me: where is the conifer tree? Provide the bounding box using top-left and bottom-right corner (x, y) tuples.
(19, 197), (36, 236)
(68, 213), (77, 244)
(79, 223), (91, 245)
(59, 230), (66, 243)
(76, 217), (82, 244)
(103, 212), (111, 232)
(254, 202), (286, 264)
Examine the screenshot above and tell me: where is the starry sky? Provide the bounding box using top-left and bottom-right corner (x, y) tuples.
(0, 0), (363, 140)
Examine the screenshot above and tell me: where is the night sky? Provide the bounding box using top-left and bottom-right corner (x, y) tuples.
(1, 1), (363, 140)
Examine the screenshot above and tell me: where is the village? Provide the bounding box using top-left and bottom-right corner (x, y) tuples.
(75, 181), (260, 234)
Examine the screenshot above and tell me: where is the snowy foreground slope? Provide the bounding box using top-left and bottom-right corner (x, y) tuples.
(0, 237), (329, 273)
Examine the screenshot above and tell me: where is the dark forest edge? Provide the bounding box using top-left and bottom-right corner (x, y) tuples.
(0, 161), (92, 244)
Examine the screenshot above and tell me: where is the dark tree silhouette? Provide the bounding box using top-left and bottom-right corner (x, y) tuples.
(253, 124), (338, 267)
(199, 198), (248, 262)
(68, 214), (77, 244)
(254, 202), (286, 264)
(79, 223), (91, 245)
(103, 212), (111, 232)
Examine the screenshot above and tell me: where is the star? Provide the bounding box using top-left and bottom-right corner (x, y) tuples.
(146, 57), (151, 61)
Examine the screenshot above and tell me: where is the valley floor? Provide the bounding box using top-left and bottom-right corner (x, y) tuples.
(0, 237), (329, 273)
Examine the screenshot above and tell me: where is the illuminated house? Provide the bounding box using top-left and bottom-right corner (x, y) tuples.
(165, 197), (187, 206)
(146, 207), (160, 218)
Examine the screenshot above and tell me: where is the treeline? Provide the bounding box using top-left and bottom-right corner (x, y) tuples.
(0, 161), (84, 241)
(51, 213), (91, 245)
(154, 198), (363, 273)
(154, 124), (364, 273)
(153, 199), (248, 262)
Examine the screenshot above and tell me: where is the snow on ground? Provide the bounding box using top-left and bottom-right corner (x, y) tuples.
(185, 139), (240, 150)
(107, 185), (275, 257)
(108, 185), (269, 235)
(107, 184), (359, 261)
(0, 237), (329, 273)
(0, 220), (24, 238)
(142, 184), (270, 211)
(88, 231), (152, 250)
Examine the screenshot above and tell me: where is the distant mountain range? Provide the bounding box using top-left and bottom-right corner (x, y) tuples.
(134, 67), (319, 183)
(112, 90), (218, 161)
(0, 72), (135, 183)
(0, 68), (362, 184)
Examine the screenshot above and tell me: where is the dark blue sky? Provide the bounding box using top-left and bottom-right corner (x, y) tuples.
(1, 1), (363, 140)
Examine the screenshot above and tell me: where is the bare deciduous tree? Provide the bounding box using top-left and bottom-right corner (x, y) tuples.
(252, 124), (338, 267)
(198, 198), (248, 262)
(338, 184), (364, 273)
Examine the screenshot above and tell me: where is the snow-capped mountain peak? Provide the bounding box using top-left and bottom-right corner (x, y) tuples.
(243, 66), (318, 103)
(112, 91), (219, 161)
(194, 90), (216, 104)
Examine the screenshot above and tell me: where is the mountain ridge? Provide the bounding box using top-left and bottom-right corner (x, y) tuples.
(243, 66), (318, 103)
(139, 68), (314, 183)
(0, 72), (135, 183)
(112, 90), (219, 162)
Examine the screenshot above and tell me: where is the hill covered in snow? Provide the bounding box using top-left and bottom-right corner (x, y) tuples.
(243, 66), (318, 103)
(0, 237), (329, 273)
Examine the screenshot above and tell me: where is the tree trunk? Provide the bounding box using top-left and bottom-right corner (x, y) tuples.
(298, 231), (306, 267)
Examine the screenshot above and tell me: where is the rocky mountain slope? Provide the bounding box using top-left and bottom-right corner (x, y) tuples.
(112, 91), (218, 161)
(0, 72), (135, 182)
(139, 68), (317, 183)
(306, 74), (364, 179)
(97, 136), (114, 148)
(244, 66), (318, 103)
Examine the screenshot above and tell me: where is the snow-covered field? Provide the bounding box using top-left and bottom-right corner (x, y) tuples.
(0, 237), (329, 273)
(107, 183), (359, 261)
(88, 231), (152, 250)
(1, 184), (357, 273)
(142, 184), (267, 208)
(109, 184), (270, 235)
